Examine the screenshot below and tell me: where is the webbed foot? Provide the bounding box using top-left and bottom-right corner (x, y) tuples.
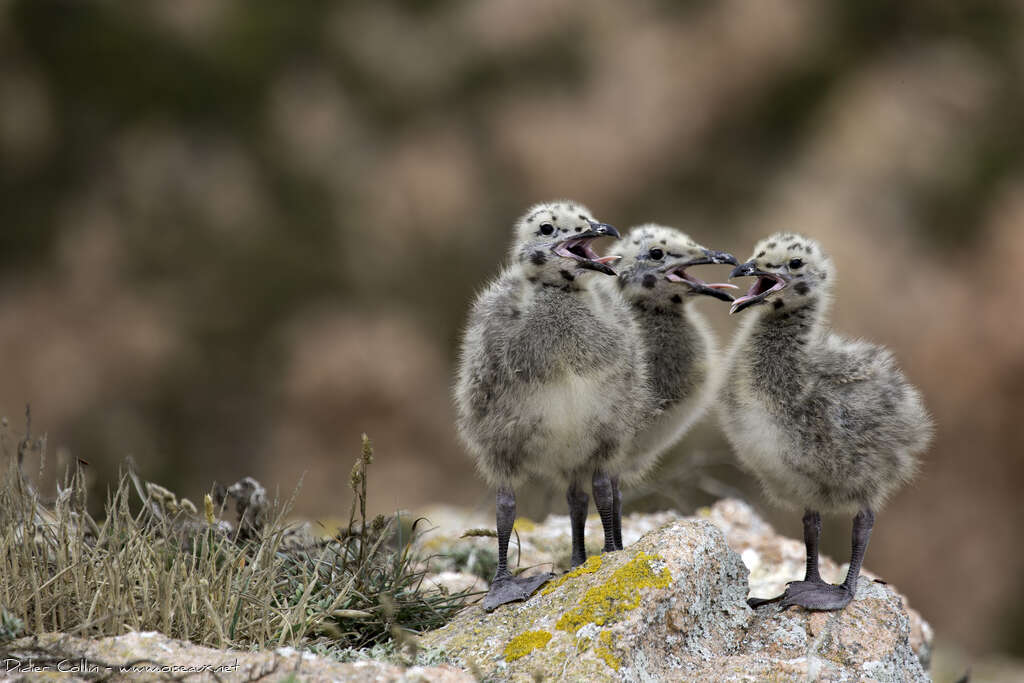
(482, 572), (554, 612)
(778, 580), (854, 611)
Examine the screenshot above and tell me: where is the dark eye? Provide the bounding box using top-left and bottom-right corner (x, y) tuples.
(789, 258), (804, 269)
(539, 223), (554, 235)
(649, 248), (664, 260)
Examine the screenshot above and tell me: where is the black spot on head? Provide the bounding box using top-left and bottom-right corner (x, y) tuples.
(757, 250), (766, 258)
(560, 228), (568, 233)
(530, 251), (547, 266)
(660, 240), (667, 245)
(575, 226), (582, 232)
(794, 281), (809, 295)
(670, 294), (683, 304)
(641, 274), (657, 289)
(578, 214), (587, 220)
(767, 242), (777, 249)
(560, 269), (575, 282)
(527, 276), (538, 283)
(773, 299), (785, 310)
(788, 243), (802, 251)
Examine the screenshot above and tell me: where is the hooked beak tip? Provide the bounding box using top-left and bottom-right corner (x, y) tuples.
(729, 261), (755, 279)
(586, 220), (620, 239)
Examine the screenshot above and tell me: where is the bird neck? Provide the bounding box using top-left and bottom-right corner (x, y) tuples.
(511, 270), (623, 382)
(632, 300), (705, 403)
(627, 288), (690, 316)
(524, 267), (590, 292)
(744, 301), (823, 395)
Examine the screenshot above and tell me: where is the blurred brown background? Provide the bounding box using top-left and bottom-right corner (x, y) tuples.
(2, 0), (1023, 668)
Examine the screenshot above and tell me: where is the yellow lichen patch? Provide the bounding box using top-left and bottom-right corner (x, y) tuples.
(554, 551), (672, 633)
(503, 630), (553, 661)
(541, 555), (603, 595)
(595, 630), (621, 671)
(513, 517), (537, 532)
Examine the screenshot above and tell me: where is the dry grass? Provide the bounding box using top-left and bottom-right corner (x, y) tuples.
(0, 418), (472, 656)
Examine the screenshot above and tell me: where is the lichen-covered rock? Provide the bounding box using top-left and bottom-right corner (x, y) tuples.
(422, 519), (750, 681)
(420, 500), (931, 682)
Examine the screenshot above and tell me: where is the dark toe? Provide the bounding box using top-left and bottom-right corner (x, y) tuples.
(482, 572), (554, 612)
(747, 594), (784, 608)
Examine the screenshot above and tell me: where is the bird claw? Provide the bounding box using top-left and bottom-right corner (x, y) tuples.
(777, 580), (854, 611)
(482, 572), (554, 612)
(747, 594), (784, 609)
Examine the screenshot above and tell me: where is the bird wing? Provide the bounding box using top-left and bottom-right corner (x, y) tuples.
(796, 334), (900, 420)
(457, 273), (524, 419)
(812, 335), (890, 386)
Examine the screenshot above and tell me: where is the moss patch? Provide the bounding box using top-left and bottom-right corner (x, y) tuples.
(554, 551), (672, 633)
(595, 630), (621, 671)
(503, 630), (552, 661)
(540, 555), (602, 595)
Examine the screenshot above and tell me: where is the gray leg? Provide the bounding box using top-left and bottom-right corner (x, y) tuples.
(803, 509), (823, 582)
(611, 476), (623, 551)
(777, 507), (875, 612)
(483, 486), (553, 612)
(591, 470), (617, 553)
(495, 486), (516, 580)
(748, 508), (825, 608)
(840, 508), (875, 593)
(567, 479), (590, 567)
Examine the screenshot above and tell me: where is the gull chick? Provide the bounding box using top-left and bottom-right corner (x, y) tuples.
(599, 224), (737, 546)
(721, 233), (933, 611)
(454, 200), (649, 611)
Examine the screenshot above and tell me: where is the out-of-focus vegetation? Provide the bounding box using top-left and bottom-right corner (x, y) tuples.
(2, 0), (1023, 658)
(0, 425), (472, 656)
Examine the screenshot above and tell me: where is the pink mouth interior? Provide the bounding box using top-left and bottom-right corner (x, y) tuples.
(731, 275), (786, 308)
(665, 267), (737, 290)
(555, 238), (619, 264)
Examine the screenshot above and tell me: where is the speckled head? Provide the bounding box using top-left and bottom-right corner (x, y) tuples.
(729, 233), (834, 315)
(610, 224), (738, 305)
(512, 200), (621, 283)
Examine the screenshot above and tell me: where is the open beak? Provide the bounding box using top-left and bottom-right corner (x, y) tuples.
(728, 261), (788, 314)
(662, 249), (740, 302)
(553, 221), (622, 275)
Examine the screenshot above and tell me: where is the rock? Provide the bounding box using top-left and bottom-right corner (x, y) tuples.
(3, 631), (474, 682)
(701, 499), (934, 671)
(420, 499), (931, 682)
